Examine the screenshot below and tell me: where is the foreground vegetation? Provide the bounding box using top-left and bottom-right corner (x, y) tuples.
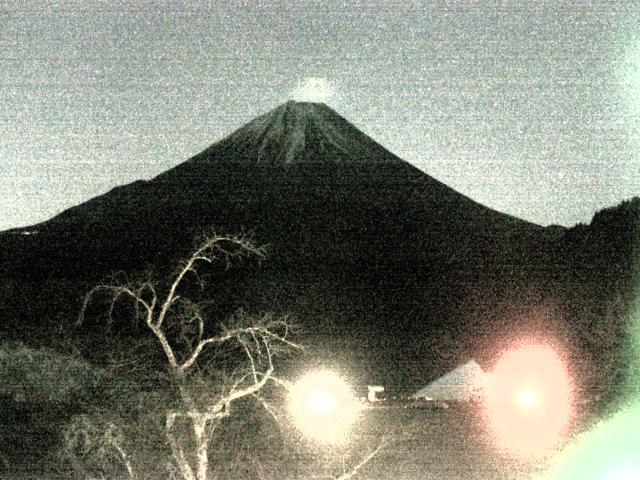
(1, 195), (637, 478)
(0, 233), (384, 479)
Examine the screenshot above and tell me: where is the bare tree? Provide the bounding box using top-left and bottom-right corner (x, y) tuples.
(78, 234), (299, 480)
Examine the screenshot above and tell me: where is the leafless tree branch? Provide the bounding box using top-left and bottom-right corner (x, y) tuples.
(77, 233), (296, 480)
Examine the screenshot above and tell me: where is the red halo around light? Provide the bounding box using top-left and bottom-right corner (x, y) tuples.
(484, 341), (574, 458)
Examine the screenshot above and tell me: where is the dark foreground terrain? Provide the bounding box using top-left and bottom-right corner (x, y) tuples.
(1, 401), (573, 480)
(353, 406), (545, 479)
(1, 101), (637, 479)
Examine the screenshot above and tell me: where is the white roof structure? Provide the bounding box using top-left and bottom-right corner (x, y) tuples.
(412, 360), (486, 401)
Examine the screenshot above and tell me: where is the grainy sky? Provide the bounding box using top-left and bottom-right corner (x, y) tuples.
(1, 0), (639, 230)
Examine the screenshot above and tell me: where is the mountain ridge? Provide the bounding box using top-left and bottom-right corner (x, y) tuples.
(1, 102), (636, 399)
(203, 100), (408, 166)
(4, 101), (542, 237)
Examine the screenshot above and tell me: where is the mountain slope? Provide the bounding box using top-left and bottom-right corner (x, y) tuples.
(5, 102), (545, 277)
(4, 101), (633, 393)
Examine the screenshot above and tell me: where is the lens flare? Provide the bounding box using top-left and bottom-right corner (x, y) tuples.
(307, 390), (335, 413)
(542, 403), (640, 480)
(516, 389), (540, 408)
(288, 369), (361, 444)
(484, 342), (574, 458)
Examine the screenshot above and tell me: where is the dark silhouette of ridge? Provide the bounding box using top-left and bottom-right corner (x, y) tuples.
(6, 101), (545, 276)
(1, 102), (637, 398)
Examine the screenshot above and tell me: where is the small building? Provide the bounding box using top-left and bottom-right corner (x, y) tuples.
(367, 385), (385, 402)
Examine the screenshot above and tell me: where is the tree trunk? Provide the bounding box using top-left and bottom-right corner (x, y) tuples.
(193, 414), (209, 480)
(166, 412), (196, 480)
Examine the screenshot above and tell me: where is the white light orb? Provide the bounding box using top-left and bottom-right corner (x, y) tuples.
(516, 389), (539, 408)
(288, 369), (361, 444)
(307, 390), (335, 413)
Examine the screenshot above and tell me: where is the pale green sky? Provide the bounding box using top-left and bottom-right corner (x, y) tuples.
(1, 0), (639, 230)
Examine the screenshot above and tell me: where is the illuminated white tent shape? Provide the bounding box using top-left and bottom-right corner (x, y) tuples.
(411, 360), (486, 401)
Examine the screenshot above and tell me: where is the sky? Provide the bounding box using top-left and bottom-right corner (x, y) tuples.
(1, 0), (639, 230)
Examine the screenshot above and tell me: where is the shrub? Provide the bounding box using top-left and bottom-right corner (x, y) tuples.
(0, 341), (103, 406)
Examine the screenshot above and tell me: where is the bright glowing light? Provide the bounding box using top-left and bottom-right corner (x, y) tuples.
(516, 389), (540, 408)
(288, 369), (361, 444)
(542, 288), (640, 479)
(307, 390), (335, 413)
(543, 403), (640, 480)
(484, 342), (573, 458)
(290, 77), (335, 103)
(603, 462), (640, 480)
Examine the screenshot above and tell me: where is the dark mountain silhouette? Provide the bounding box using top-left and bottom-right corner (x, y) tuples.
(1, 102), (545, 276)
(1, 101), (637, 396)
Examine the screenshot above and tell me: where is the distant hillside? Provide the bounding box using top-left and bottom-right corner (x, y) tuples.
(0, 102), (637, 400)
